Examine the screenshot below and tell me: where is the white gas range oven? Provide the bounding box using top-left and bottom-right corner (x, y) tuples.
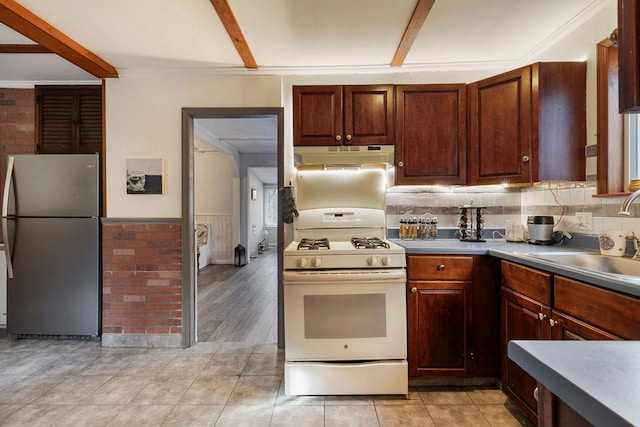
(283, 205), (408, 396)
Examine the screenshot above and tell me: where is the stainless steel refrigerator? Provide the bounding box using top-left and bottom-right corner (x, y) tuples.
(2, 154), (100, 337)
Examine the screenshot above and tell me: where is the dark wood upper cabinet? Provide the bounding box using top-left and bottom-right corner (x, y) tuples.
(468, 62), (586, 185)
(395, 84), (466, 185)
(618, 0), (640, 112)
(293, 85), (394, 146)
(35, 85), (103, 154)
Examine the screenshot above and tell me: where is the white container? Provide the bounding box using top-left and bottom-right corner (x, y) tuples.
(598, 230), (628, 257)
(505, 220), (526, 242)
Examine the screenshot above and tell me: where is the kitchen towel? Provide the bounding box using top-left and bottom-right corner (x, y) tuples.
(281, 186), (299, 224)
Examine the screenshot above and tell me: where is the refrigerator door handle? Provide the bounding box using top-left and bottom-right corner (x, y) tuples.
(2, 217), (13, 278)
(2, 155), (14, 217)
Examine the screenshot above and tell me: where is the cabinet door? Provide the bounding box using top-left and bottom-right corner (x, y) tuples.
(550, 311), (621, 341)
(618, 0), (640, 112)
(408, 280), (470, 377)
(293, 86), (343, 146)
(36, 85), (103, 154)
(501, 288), (551, 423)
(468, 66), (532, 184)
(395, 85), (466, 185)
(344, 85), (394, 145)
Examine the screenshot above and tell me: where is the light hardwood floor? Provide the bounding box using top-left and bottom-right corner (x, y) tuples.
(197, 250), (278, 344)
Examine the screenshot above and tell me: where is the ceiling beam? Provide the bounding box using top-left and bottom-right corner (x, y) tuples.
(0, 0), (118, 78)
(209, 0), (258, 70)
(0, 43), (52, 53)
(391, 0), (436, 67)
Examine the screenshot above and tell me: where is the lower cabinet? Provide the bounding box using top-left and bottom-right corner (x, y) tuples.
(407, 256), (640, 423)
(501, 288), (551, 422)
(409, 280), (470, 376)
(537, 384), (593, 427)
(407, 255), (499, 378)
(501, 260), (638, 425)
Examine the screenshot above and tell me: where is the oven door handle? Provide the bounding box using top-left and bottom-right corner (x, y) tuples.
(283, 269), (406, 284)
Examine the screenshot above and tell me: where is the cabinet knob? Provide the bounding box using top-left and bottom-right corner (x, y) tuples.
(538, 313), (546, 321)
(549, 319), (558, 327)
(410, 287), (417, 293)
(345, 134), (352, 142)
(398, 161), (404, 167)
(522, 155), (530, 163)
(335, 135), (342, 141)
(437, 264), (445, 271)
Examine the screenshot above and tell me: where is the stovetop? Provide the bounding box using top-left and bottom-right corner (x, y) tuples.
(284, 237), (406, 270)
(351, 237), (390, 249)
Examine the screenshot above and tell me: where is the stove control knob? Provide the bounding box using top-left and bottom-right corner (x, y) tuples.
(381, 256), (392, 266)
(297, 258), (308, 268)
(312, 257), (322, 267)
(367, 256), (379, 266)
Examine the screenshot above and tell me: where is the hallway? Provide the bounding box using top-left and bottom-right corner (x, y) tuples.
(197, 250), (277, 345)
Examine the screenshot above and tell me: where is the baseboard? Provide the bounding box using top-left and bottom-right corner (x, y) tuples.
(101, 333), (182, 348)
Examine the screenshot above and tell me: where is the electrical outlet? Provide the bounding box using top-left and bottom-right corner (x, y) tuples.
(576, 212), (593, 231)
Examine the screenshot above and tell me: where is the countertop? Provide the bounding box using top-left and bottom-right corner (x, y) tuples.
(392, 238), (640, 298)
(508, 340), (639, 427)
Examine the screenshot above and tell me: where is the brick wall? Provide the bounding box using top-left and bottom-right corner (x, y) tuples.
(102, 222), (183, 347)
(0, 88), (35, 201)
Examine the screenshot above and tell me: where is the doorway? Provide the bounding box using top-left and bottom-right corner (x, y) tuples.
(181, 107), (284, 348)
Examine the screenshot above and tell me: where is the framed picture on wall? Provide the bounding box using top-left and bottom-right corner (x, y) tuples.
(126, 158), (166, 194)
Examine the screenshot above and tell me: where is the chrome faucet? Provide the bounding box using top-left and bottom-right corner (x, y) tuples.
(618, 189), (640, 216)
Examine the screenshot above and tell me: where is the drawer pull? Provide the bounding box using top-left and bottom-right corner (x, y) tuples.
(410, 287), (417, 294)
(437, 264), (446, 271)
(538, 313), (546, 321)
(549, 319), (558, 327)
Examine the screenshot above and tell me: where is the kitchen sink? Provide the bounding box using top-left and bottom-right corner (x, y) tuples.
(527, 253), (640, 279)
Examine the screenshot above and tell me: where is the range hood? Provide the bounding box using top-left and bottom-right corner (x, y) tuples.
(294, 145), (394, 168)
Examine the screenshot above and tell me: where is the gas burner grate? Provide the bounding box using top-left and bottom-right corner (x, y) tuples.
(297, 238), (330, 250)
(351, 237), (391, 249)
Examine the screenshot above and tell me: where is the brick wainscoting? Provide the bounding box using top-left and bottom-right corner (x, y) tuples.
(102, 220), (183, 347)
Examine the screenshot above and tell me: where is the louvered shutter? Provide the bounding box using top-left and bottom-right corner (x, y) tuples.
(77, 90), (103, 153)
(36, 86), (103, 154)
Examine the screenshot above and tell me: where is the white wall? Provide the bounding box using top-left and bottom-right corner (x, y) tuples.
(104, 74), (282, 218)
(194, 150), (236, 215)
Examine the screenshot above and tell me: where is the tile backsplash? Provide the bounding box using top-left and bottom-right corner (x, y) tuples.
(386, 181), (640, 237)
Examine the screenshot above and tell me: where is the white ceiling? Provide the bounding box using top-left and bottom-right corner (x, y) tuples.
(194, 116), (278, 154)
(194, 116), (278, 185)
(0, 0), (610, 81)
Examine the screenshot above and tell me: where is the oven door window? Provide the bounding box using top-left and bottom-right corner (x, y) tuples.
(304, 294), (386, 339)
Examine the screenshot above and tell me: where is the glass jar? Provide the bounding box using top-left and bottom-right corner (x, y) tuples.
(399, 213), (409, 239)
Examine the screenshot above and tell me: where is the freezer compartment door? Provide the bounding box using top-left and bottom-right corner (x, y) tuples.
(8, 154), (99, 217)
(7, 217), (99, 336)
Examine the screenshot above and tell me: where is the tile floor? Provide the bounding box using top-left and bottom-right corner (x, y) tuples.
(0, 331), (534, 426)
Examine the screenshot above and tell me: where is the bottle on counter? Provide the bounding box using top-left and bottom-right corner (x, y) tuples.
(417, 215), (427, 240)
(399, 213), (409, 239)
(408, 215), (418, 240)
(429, 216), (438, 240)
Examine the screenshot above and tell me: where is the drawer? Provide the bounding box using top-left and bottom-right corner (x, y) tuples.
(554, 276), (640, 340)
(408, 255), (473, 281)
(501, 261), (551, 305)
